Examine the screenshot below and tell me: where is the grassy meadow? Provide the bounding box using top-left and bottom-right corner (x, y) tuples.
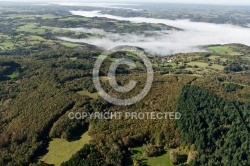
(131, 147), (174, 166)
(40, 131), (91, 166)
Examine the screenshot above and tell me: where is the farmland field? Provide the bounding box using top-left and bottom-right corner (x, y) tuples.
(77, 90), (99, 99)
(18, 24), (45, 34)
(40, 131), (91, 166)
(187, 61), (208, 68)
(60, 41), (81, 48)
(208, 45), (240, 55)
(130, 147), (173, 166)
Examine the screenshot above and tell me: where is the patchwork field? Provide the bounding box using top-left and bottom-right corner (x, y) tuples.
(18, 23), (46, 34)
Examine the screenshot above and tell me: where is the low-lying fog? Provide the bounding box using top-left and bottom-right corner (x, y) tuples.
(59, 10), (250, 55)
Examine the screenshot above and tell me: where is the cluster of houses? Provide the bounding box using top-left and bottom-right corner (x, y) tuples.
(159, 56), (177, 63)
(166, 57), (177, 63)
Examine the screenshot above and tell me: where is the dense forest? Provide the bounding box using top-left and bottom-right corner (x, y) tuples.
(177, 85), (250, 166)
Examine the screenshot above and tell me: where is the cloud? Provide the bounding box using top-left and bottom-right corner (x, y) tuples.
(58, 10), (250, 55)
(68, 28), (107, 35)
(58, 32), (203, 55)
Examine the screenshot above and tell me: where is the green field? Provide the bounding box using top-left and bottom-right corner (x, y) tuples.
(69, 57), (77, 61)
(0, 33), (11, 39)
(18, 24), (45, 34)
(0, 42), (14, 50)
(126, 52), (140, 59)
(77, 90), (99, 99)
(208, 45), (240, 55)
(164, 62), (176, 67)
(60, 42), (81, 48)
(210, 64), (224, 70)
(187, 61), (208, 68)
(131, 147), (173, 166)
(58, 17), (90, 22)
(93, 55), (108, 60)
(40, 131), (91, 166)
(42, 26), (70, 34)
(100, 76), (110, 81)
(0, 33), (48, 50)
(86, 33), (100, 38)
(7, 72), (19, 79)
(38, 14), (60, 19)
(208, 55), (220, 60)
(30, 35), (46, 41)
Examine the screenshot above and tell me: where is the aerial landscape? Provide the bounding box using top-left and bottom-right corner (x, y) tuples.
(0, 0), (249, 166)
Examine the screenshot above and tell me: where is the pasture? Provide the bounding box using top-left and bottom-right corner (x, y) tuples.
(208, 45), (240, 55)
(40, 131), (91, 166)
(77, 90), (99, 99)
(131, 147), (173, 166)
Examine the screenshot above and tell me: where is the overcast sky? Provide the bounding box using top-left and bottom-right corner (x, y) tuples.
(0, 0), (250, 6)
